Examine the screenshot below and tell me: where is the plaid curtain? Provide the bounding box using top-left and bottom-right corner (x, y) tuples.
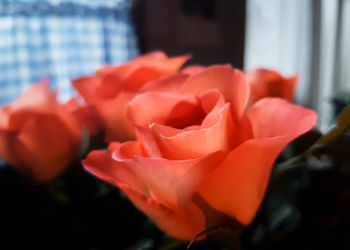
(0, 0), (139, 104)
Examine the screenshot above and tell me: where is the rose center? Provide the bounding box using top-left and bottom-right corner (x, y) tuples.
(164, 101), (207, 129)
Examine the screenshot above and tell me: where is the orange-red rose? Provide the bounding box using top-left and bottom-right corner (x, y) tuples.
(0, 81), (81, 182)
(83, 65), (316, 240)
(72, 52), (189, 142)
(246, 68), (298, 106)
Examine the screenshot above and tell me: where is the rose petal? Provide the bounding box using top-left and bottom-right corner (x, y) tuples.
(123, 66), (175, 92)
(9, 80), (55, 112)
(199, 90), (226, 129)
(97, 52), (190, 93)
(126, 52), (189, 90)
(197, 98), (317, 224)
(83, 148), (149, 196)
(70, 104), (105, 134)
(95, 73), (126, 100)
(145, 53), (190, 75)
(97, 92), (136, 142)
(134, 126), (163, 158)
(127, 92), (202, 128)
(180, 65), (249, 122)
(248, 98), (317, 139)
(197, 138), (292, 225)
(231, 114), (254, 147)
(83, 144), (217, 241)
(182, 65), (206, 75)
(8, 81), (59, 130)
(108, 141), (121, 152)
(141, 51), (168, 60)
(0, 107), (10, 128)
(139, 74), (189, 94)
(112, 147), (226, 209)
(118, 183), (205, 241)
(72, 76), (101, 103)
(0, 132), (25, 170)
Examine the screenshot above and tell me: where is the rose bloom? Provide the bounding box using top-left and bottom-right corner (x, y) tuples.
(0, 81), (81, 182)
(246, 68), (298, 106)
(72, 52), (189, 142)
(83, 65), (317, 240)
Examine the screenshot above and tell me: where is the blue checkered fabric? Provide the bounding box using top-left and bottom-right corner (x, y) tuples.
(0, 0), (139, 105)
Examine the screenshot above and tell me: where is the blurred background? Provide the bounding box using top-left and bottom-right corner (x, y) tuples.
(0, 0), (138, 103)
(0, 0), (349, 128)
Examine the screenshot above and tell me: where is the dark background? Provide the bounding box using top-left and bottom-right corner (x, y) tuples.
(134, 0), (246, 68)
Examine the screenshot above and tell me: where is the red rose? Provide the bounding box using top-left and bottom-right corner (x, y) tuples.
(72, 52), (190, 142)
(83, 65), (316, 240)
(0, 81), (82, 181)
(246, 68), (298, 106)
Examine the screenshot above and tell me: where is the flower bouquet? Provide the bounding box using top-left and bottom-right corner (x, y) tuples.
(1, 52), (349, 250)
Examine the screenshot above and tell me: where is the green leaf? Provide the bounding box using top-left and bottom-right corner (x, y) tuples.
(48, 178), (70, 204)
(317, 104), (350, 145)
(125, 238), (155, 250)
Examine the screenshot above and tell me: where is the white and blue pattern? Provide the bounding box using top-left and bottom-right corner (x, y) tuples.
(0, 0), (139, 105)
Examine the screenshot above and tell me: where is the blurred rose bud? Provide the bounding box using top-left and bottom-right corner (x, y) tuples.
(246, 68), (298, 106)
(0, 81), (82, 182)
(72, 51), (190, 142)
